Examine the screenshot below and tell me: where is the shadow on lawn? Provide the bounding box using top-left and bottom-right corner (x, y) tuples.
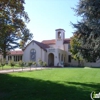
(0, 74), (99, 100)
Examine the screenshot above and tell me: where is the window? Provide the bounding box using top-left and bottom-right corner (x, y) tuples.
(14, 56), (16, 61)
(61, 54), (63, 61)
(30, 49), (36, 61)
(58, 32), (61, 39)
(18, 56), (19, 61)
(15, 56), (17, 61)
(8, 56), (12, 60)
(64, 57), (65, 62)
(20, 55), (22, 60)
(68, 55), (71, 63)
(59, 53), (60, 61)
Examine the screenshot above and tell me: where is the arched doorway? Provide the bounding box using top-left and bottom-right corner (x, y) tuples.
(48, 53), (54, 66)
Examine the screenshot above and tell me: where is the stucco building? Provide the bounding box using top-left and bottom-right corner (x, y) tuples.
(23, 28), (71, 66)
(3, 28), (100, 67)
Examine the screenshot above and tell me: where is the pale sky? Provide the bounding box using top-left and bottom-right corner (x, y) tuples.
(24, 0), (80, 42)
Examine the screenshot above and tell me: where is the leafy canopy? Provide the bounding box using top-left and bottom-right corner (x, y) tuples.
(71, 0), (100, 62)
(0, 0), (33, 58)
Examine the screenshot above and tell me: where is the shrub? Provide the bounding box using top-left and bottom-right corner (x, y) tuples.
(43, 62), (47, 67)
(28, 61), (33, 67)
(18, 60), (24, 67)
(38, 59), (43, 66)
(1, 63), (5, 67)
(9, 60), (15, 67)
(24, 62), (28, 67)
(0, 62), (1, 68)
(33, 61), (37, 66)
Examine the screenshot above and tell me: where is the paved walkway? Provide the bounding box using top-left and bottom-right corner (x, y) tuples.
(0, 67), (47, 74)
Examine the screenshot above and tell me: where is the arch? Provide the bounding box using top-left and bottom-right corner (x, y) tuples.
(58, 31), (61, 39)
(48, 53), (54, 66)
(30, 49), (36, 61)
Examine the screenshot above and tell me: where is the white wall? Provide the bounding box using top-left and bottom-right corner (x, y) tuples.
(56, 40), (64, 50)
(64, 44), (70, 54)
(83, 62), (100, 67)
(23, 41), (46, 64)
(68, 59), (100, 67)
(41, 49), (47, 62)
(49, 44), (56, 48)
(57, 49), (67, 63)
(55, 29), (65, 50)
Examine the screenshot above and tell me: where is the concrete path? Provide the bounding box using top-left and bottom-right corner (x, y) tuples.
(0, 67), (46, 74)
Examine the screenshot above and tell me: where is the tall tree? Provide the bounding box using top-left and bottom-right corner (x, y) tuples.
(0, 0), (33, 59)
(72, 0), (100, 62)
(70, 34), (83, 66)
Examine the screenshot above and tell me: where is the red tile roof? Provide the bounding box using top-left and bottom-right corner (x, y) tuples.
(23, 38), (70, 51)
(9, 50), (23, 55)
(41, 38), (70, 45)
(42, 39), (55, 45)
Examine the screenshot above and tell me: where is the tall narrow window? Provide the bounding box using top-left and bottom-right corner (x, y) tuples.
(30, 49), (36, 61)
(20, 55), (22, 60)
(8, 56), (10, 61)
(15, 56), (17, 61)
(18, 56), (19, 61)
(64, 57), (65, 62)
(8, 56), (12, 61)
(14, 56), (15, 61)
(59, 53), (60, 61)
(68, 55), (71, 63)
(61, 54), (63, 61)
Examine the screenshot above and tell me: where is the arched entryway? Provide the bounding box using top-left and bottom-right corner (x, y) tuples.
(48, 53), (54, 66)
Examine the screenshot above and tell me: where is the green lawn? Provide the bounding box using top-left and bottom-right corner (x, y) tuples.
(0, 68), (100, 100)
(0, 65), (27, 70)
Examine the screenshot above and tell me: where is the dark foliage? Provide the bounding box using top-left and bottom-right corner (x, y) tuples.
(72, 0), (100, 62)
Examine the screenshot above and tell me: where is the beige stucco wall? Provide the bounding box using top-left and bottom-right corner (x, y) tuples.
(47, 48), (67, 66)
(68, 59), (100, 67)
(83, 62), (100, 67)
(68, 59), (79, 66)
(47, 48), (56, 66)
(49, 44), (55, 48)
(22, 39), (100, 67)
(56, 40), (64, 50)
(64, 44), (70, 54)
(57, 49), (67, 63)
(41, 49), (47, 62)
(23, 41), (47, 64)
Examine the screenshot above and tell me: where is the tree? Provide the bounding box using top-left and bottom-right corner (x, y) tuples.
(72, 0), (100, 62)
(70, 34), (83, 66)
(0, 0), (33, 59)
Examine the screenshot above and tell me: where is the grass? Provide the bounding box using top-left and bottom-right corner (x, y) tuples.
(0, 65), (19, 70)
(0, 68), (100, 100)
(0, 64), (28, 70)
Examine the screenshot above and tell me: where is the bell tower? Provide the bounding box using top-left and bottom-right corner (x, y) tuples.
(55, 28), (65, 50)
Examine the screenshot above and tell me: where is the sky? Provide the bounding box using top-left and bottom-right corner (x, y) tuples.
(24, 0), (80, 42)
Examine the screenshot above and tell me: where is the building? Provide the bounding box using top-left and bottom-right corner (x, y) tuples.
(23, 28), (71, 66)
(0, 51), (23, 62)
(4, 28), (100, 67)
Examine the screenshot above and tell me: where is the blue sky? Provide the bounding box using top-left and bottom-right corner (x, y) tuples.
(24, 0), (80, 42)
